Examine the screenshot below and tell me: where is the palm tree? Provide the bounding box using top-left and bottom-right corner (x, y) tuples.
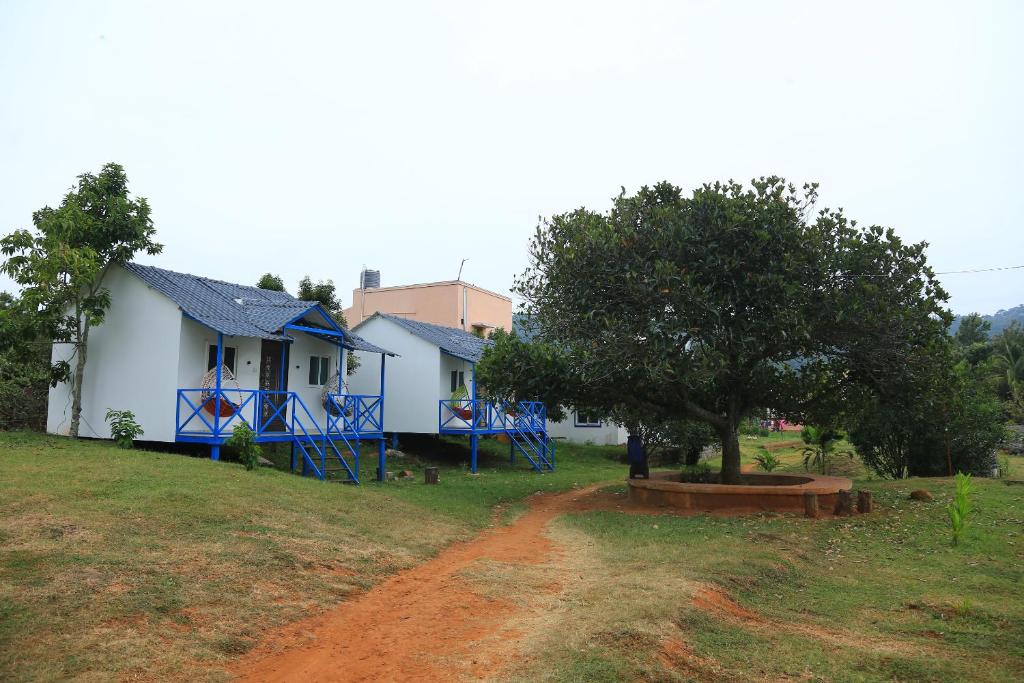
(995, 323), (1024, 420)
(801, 425), (853, 474)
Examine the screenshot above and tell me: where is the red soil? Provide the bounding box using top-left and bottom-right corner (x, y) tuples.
(233, 485), (601, 683)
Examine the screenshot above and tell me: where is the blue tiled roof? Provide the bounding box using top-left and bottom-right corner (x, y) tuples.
(122, 263), (392, 354)
(361, 313), (492, 363)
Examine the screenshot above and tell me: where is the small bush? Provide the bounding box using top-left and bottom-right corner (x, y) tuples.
(753, 449), (780, 472)
(948, 472), (973, 546)
(104, 409), (143, 448)
(680, 462), (713, 483)
(226, 424), (261, 471)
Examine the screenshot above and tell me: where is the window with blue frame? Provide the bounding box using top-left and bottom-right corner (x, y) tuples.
(574, 410), (601, 428)
(309, 355), (330, 386)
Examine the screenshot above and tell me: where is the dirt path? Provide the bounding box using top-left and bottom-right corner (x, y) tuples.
(233, 485), (603, 683)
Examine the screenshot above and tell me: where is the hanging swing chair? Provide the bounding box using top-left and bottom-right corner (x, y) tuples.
(199, 365), (242, 418)
(321, 372), (354, 418)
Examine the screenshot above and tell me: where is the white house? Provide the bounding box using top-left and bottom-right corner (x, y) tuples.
(348, 313), (554, 473)
(546, 410), (629, 446)
(47, 263), (394, 482)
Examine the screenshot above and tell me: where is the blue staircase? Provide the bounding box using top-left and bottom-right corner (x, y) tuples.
(504, 402), (555, 472)
(291, 395), (360, 483)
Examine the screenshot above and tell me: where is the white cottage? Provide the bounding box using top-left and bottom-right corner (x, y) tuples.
(348, 313), (555, 472)
(47, 263), (394, 482)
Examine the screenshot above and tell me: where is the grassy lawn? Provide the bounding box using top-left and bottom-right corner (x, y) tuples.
(4, 429), (1023, 682)
(503, 453), (1024, 682)
(0, 431), (623, 681)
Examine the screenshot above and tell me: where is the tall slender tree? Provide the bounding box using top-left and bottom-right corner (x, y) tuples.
(1, 163), (162, 437)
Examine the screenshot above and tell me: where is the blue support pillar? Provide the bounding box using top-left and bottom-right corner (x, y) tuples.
(377, 353), (387, 483)
(212, 332), (223, 460)
(510, 438), (515, 465)
(391, 432), (398, 450)
(470, 362), (478, 473)
(290, 441), (296, 472)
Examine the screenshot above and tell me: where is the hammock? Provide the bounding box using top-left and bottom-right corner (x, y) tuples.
(199, 365), (242, 418)
(321, 372), (354, 417)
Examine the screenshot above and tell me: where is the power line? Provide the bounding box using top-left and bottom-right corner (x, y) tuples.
(934, 265), (1024, 275)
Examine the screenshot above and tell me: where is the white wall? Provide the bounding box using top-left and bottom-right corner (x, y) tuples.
(547, 410), (628, 446)
(349, 316), (440, 434)
(439, 353), (474, 399)
(48, 265), (183, 442)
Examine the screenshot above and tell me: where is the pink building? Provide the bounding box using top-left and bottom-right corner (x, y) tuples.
(343, 271), (512, 335)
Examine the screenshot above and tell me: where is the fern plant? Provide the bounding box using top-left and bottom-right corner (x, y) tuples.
(801, 425), (853, 474)
(948, 472), (973, 546)
(753, 449), (780, 472)
(105, 409), (143, 449)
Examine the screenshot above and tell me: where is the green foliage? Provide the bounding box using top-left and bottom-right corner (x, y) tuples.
(226, 423), (261, 471)
(955, 313), (991, 346)
(739, 418), (770, 437)
(511, 178), (949, 483)
(948, 472), (973, 546)
(104, 409), (143, 448)
(1, 163), (162, 437)
(848, 339), (1005, 479)
(680, 461), (712, 483)
(753, 449), (780, 472)
(476, 327), (576, 422)
(256, 273), (286, 292)
(800, 425), (851, 474)
(296, 275), (359, 375)
(0, 292), (51, 430)
(993, 322), (1024, 420)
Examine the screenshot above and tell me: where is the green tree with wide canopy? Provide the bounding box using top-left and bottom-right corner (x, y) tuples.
(507, 178), (949, 484)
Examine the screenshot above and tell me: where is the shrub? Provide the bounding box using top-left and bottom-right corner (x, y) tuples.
(226, 424), (261, 471)
(753, 449), (780, 472)
(948, 472), (973, 546)
(680, 462), (713, 483)
(104, 409), (143, 448)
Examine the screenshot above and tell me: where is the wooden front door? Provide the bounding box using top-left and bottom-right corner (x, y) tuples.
(259, 340), (289, 432)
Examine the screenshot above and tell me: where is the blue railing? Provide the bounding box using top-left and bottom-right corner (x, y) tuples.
(438, 399), (547, 434)
(176, 389), (382, 440)
(327, 394), (383, 435)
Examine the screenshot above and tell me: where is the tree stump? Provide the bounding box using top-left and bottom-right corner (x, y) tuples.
(424, 467), (440, 485)
(834, 489), (853, 516)
(856, 490), (873, 514)
(803, 491), (818, 519)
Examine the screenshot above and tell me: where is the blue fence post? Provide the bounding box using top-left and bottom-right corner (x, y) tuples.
(470, 433), (478, 474)
(377, 439), (386, 482)
(211, 332), (223, 460)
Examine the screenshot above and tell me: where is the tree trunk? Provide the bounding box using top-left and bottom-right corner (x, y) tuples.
(69, 323), (89, 438)
(719, 426), (742, 485)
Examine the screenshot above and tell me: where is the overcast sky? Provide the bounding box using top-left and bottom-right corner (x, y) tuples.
(1, 1), (1021, 315)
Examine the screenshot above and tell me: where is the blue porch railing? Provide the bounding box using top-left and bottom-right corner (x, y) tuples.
(438, 399), (554, 472)
(327, 393), (383, 435)
(175, 389), (384, 483)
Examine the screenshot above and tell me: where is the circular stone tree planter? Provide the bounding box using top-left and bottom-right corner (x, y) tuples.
(627, 471), (853, 515)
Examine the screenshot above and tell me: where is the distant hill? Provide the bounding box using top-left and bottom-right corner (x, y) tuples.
(950, 304), (1024, 337)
